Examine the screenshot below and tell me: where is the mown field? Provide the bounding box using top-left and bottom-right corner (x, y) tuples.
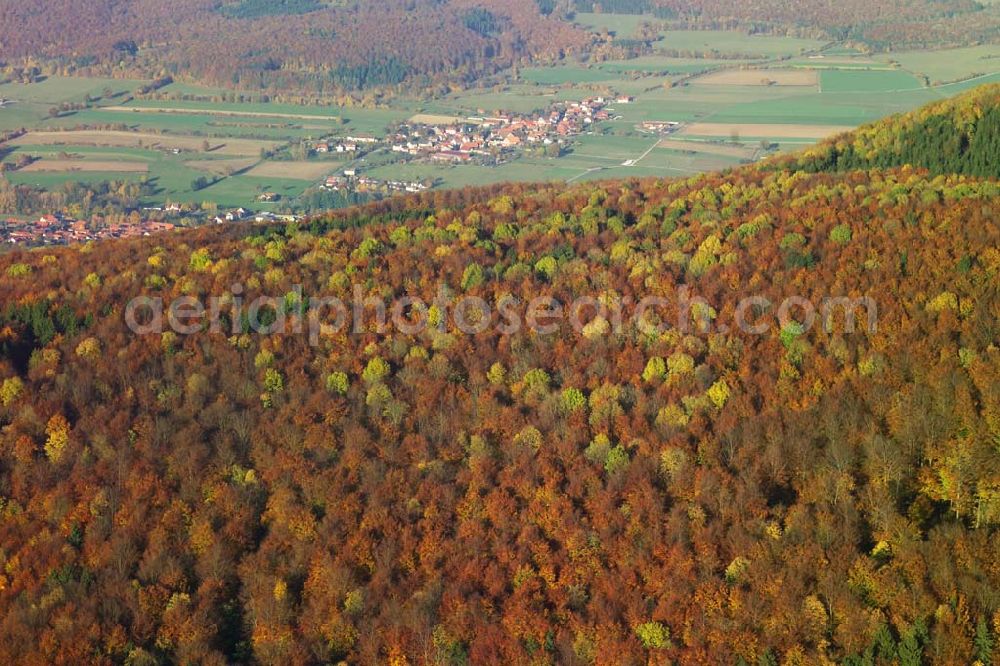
(819, 69), (924, 92)
(1, 23), (999, 207)
(876, 45), (1000, 84)
(653, 30), (825, 57)
(571, 12), (657, 36)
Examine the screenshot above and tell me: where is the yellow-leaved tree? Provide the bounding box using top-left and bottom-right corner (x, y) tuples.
(44, 414), (71, 463)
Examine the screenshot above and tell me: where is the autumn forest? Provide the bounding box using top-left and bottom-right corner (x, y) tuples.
(0, 82), (999, 664)
(1, 0), (998, 94)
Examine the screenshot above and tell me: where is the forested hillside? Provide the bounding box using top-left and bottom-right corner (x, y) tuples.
(1, 0), (998, 94)
(0, 0), (587, 93)
(1, 137), (999, 663)
(789, 84), (1000, 178)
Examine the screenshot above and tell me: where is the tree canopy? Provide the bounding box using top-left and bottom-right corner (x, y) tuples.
(0, 87), (999, 664)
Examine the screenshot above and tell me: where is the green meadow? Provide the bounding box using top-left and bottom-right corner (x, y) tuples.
(878, 45), (1000, 84)
(820, 69), (924, 93)
(654, 30), (825, 57)
(521, 67), (620, 86)
(572, 12), (656, 36)
(0, 75), (144, 105)
(596, 57), (738, 75)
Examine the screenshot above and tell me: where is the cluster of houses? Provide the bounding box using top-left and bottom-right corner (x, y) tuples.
(311, 135), (379, 155)
(313, 97), (633, 196)
(209, 208), (301, 225)
(323, 174), (430, 195)
(1, 213), (177, 247)
(142, 205), (302, 225)
(638, 120), (683, 134)
(2, 207), (305, 247)
(386, 96), (622, 161)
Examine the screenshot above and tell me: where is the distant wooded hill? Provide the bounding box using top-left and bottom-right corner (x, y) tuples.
(0, 0), (588, 93)
(0, 0), (998, 93)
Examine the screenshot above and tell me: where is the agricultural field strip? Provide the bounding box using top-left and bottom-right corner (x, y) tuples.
(565, 160), (701, 183)
(693, 69), (818, 86)
(9, 130), (281, 156)
(19, 159), (150, 172)
(657, 139), (757, 158)
(7, 145), (158, 160)
(183, 158), (260, 175)
(569, 152), (636, 162)
(932, 71), (1000, 89)
(678, 123), (853, 139)
(246, 161), (337, 180)
(101, 105), (345, 122)
(659, 46), (999, 95)
(408, 114), (468, 125)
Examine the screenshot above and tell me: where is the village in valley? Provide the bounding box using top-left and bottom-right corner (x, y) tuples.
(0, 93), (647, 248)
(317, 95), (631, 196)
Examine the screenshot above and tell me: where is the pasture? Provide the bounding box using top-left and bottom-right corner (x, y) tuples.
(6, 170), (146, 188)
(820, 70), (924, 93)
(878, 45), (1000, 84)
(678, 123), (852, 139)
(195, 176), (312, 208)
(425, 87), (559, 115)
(655, 30), (825, 58)
(246, 161), (336, 180)
(936, 72), (1000, 93)
(0, 76), (145, 105)
(572, 12), (655, 37)
(44, 108), (327, 141)
(184, 158), (259, 176)
(692, 88), (939, 126)
(19, 159), (149, 173)
(10, 130), (280, 156)
(408, 113), (468, 125)
(695, 69), (818, 86)
(597, 56), (741, 75)
(103, 105), (344, 122)
(117, 99), (407, 136)
(785, 56), (895, 70)
(657, 139), (758, 159)
(521, 67), (621, 85)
